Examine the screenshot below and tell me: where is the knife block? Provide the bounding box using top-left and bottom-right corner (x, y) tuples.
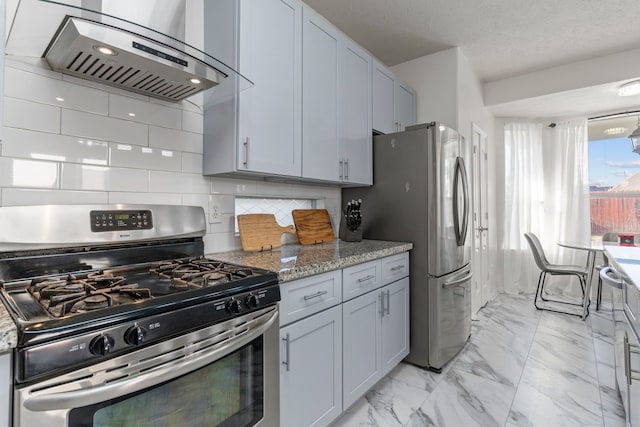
(339, 217), (362, 242)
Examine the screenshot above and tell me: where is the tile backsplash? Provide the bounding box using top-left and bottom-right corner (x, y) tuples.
(0, 58), (341, 253)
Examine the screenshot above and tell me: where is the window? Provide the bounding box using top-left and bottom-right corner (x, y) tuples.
(589, 131), (640, 239)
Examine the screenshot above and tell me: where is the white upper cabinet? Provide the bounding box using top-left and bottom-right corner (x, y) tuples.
(301, 7), (340, 182)
(339, 39), (372, 186)
(203, 0), (302, 178)
(372, 59), (417, 134)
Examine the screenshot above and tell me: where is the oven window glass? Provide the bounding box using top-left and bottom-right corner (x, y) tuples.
(69, 338), (263, 427)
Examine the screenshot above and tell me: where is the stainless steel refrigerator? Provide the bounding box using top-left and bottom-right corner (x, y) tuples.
(343, 122), (472, 371)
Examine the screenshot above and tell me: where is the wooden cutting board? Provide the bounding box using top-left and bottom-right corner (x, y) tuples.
(237, 214), (297, 252)
(292, 209), (335, 245)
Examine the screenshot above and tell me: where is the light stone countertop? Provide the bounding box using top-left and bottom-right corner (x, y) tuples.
(0, 301), (17, 352)
(207, 239), (413, 282)
(604, 245), (640, 291)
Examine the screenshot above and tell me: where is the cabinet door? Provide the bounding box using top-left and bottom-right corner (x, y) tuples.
(342, 290), (382, 409)
(372, 60), (395, 134)
(280, 305), (343, 427)
(627, 320), (640, 427)
(381, 277), (410, 376)
(395, 80), (416, 132)
(339, 40), (372, 185)
(238, 0), (302, 176)
(301, 7), (340, 182)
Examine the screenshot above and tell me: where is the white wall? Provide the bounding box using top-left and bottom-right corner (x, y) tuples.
(0, 60), (340, 254)
(390, 49), (458, 129)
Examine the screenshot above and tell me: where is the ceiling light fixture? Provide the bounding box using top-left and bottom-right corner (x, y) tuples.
(189, 77), (201, 85)
(629, 116), (640, 154)
(619, 80), (640, 96)
(604, 127), (627, 135)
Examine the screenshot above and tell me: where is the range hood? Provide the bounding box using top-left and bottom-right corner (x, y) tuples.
(5, 0), (252, 102)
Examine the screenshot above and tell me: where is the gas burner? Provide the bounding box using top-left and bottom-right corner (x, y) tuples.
(28, 271), (152, 317)
(150, 257), (257, 289)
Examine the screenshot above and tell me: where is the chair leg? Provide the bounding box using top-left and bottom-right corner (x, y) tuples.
(596, 277), (602, 311)
(534, 271), (590, 318)
(534, 271), (545, 310)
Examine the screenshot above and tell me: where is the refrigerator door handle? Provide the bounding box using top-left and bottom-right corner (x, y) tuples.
(442, 272), (473, 288)
(453, 156), (470, 247)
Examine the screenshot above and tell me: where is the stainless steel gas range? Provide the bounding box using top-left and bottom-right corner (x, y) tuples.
(0, 204), (280, 427)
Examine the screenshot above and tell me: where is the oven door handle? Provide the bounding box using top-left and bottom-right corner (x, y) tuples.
(23, 308), (278, 412)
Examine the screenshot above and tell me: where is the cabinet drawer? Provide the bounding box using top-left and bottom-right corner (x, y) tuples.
(381, 252), (409, 284)
(279, 270), (342, 327)
(342, 259), (382, 301)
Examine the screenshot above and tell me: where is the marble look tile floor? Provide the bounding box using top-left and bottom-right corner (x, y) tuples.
(331, 293), (626, 427)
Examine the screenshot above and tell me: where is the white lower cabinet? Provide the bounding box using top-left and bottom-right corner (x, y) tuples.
(279, 252), (410, 426)
(343, 277), (409, 409)
(280, 305), (343, 427)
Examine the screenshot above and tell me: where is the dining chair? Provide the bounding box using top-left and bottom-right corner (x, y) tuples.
(524, 232), (589, 318)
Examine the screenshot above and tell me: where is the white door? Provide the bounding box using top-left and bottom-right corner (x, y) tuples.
(380, 278), (410, 376)
(238, 0), (302, 176)
(301, 6), (339, 182)
(339, 39), (372, 185)
(342, 290), (382, 409)
(471, 123), (490, 315)
(372, 60), (395, 134)
(280, 305), (343, 427)
(395, 80), (416, 132)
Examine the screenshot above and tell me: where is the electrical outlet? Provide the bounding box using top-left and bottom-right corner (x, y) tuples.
(209, 196), (222, 224)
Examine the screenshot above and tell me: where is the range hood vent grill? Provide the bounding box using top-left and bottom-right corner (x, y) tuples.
(5, 0), (252, 103)
(44, 16), (221, 102)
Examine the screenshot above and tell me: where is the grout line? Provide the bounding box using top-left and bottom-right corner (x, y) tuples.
(502, 303), (543, 427)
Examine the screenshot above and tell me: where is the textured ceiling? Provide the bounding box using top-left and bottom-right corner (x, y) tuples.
(303, 0), (640, 83)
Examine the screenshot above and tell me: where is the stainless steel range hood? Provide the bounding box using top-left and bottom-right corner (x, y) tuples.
(5, 0), (252, 102)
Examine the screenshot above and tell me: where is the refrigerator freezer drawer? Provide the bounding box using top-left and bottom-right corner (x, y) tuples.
(428, 266), (472, 370)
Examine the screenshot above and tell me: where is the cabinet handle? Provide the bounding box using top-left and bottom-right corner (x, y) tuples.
(625, 335), (640, 384)
(357, 274), (375, 283)
(345, 159), (349, 181)
(242, 137), (249, 168)
(394, 121), (399, 131)
(385, 290), (391, 315)
(282, 333), (290, 372)
(399, 122), (403, 131)
(303, 290), (328, 301)
(379, 292), (385, 317)
(339, 159), (344, 180)
(390, 265), (405, 272)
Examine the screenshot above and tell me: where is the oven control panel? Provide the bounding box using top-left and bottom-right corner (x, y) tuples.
(90, 210), (153, 232)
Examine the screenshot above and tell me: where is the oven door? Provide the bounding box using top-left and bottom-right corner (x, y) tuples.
(15, 306), (279, 427)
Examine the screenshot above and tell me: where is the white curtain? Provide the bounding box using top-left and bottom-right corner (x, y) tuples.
(502, 119), (590, 294)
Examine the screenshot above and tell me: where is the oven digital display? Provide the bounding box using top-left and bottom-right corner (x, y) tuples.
(90, 210), (153, 232)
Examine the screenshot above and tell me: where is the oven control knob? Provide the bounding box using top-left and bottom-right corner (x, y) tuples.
(124, 326), (146, 346)
(227, 298), (243, 314)
(245, 294), (259, 308)
(90, 334), (115, 356)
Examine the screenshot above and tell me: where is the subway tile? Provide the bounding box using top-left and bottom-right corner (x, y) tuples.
(181, 194), (210, 213)
(1, 188), (107, 206)
(61, 110), (148, 145)
(109, 94), (182, 129)
(60, 164), (148, 192)
(150, 95), (203, 114)
(149, 126), (203, 153)
(203, 232), (241, 254)
(109, 143), (181, 172)
(3, 127), (108, 165)
(148, 171), (210, 194)
(210, 176), (257, 195)
(4, 98), (60, 133)
(5, 58), (61, 79)
(182, 152), (203, 174)
(108, 192), (182, 205)
(0, 157), (59, 188)
(5, 67), (109, 115)
(182, 110), (203, 134)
